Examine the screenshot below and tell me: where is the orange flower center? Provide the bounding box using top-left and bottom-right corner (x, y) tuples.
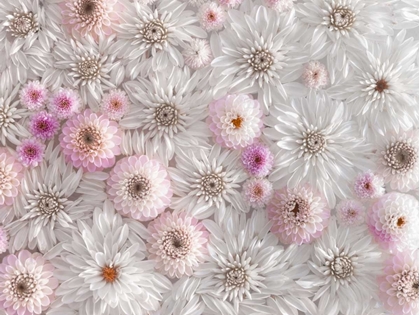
(397, 217), (406, 228)
(231, 116), (243, 129)
(102, 266), (118, 283)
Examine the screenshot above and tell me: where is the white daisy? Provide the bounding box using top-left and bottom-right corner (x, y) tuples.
(264, 90), (374, 207)
(182, 38), (213, 70)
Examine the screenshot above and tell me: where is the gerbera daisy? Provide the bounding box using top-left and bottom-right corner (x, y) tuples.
(60, 109), (121, 172)
(182, 38), (213, 70)
(0, 148), (22, 206)
(198, 2), (226, 32)
(242, 177), (273, 209)
(99, 89), (129, 121)
(16, 138), (45, 167)
(29, 111), (60, 141)
(335, 199), (365, 226)
(48, 87), (82, 120)
(241, 142), (274, 177)
(19, 80), (48, 111)
(301, 61), (329, 89)
(353, 170), (385, 199)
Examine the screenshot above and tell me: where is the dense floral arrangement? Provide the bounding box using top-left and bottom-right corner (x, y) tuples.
(0, 0), (418, 314)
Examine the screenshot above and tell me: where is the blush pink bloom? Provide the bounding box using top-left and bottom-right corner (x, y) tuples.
(353, 170), (385, 199)
(147, 212), (208, 278)
(0, 226), (8, 254)
(60, 109), (121, 172)
(107, 155), (172, 221)
(16, 138), (45, 168)
(99, 89), (129, 121)
(267, 185), (330, 245)
(48, 88), (81, 120)
(335, 199), (365, 226)
(241, 142), (274, 177)
(198, 2), (226, 32)
(19, 81), (48, 111)
(301, 61), (329, 89)
(242, 177), (273, 209)
(0, 148), (23, 206)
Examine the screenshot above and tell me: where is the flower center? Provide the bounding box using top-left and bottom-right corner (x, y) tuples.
(225, 267), (247, 289)
(161, 228), (192, 259)
(141, 20), (168, 44)
(155, 104), (178, 127)
(111, 100), (122, 110)
(81, 0), (96, 15)
(302, 130), (326, 155)
(77, 58), (101, 81)
(30, 90), (41, 102)
(397, 217), (406, 227)
(102, 266), (118, 283)
(126, 175), (151, 201)
(329, 6), (355, 31)
(248, 49), (274, 72)
(231, 116), (243, 129)
(24, 146), (37, 158)
(375, 79), (389, 93)
(7, 11), (39, 38)
(253, 185), (263, 197)
(76, 126), (103, 153)
(326, 255), (354, 280)
(384, 141), (417, 174)
(395, 269), (419, 301)
(9, 273), (37, 301)
(200, 173), (225, 198)
(59, 98), (71, 110)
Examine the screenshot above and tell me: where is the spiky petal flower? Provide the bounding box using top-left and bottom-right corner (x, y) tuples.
(29, 111), (60, 141)
(0, 226), (8, 254)
(16, 138), (45, 168)
(302, 61), (329, 89)
(198, 2), (226, 31)
(335, 199), (365, 226)
(147, 212), (208, 278)
(19, 81), (48, 111)
(353, 170), (385, 199)
(48, 88), (82, 120)
(0, 148), (22, 206)
(99, 89), (129, 121)
(241, 142), (274, 177)
(0, 250), (58, 315)
(242, 177), (273, 209)
(182, 38), (213, 70)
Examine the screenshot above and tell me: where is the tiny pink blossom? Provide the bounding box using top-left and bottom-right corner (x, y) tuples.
(183, 38), (213, 70)
(218, 0), (242, 8)
(302, 61), (329, 89)
(99, 89), (129, 121)
(19, 81), (48, 111)
(241, 142), (274, 177)
(48, 88), (81, 120)
(198, 2), (226, 32)
(242, 177), (273, 208)
(354, 170), (385, 199)
(29, 111), (60, 140)
(335, 199), (365, 226)
(16, 138), (45, 168)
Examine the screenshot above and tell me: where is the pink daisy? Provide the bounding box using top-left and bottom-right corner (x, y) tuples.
(378, 250), (419, 315)
(354, 170), (385, 199)
(267, 185), (330, 245)
(0, 148), (23, 206)
(16, 138), (45, 168)
(60, 109), (121, 172)
(0, 250), (58, 315)
(29, 111), (60, 141)
(107, 155), (172, 221)
(48, 88), (81, 120)
(198, 2), (226, 32)
(335, 199), (365, 226)
(241, 142), (274, 177)
(99, 89), (129, 121)
(147, 212), (208, 278)
(301, 61), (329, 89)
(0, 226), (8, 254)
(242, 177), (273, 209)
(19, 81), (48, 111)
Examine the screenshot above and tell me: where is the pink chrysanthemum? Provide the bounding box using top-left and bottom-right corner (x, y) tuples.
(0, 148), (23, 206)
(182, 38), (213, 70)
(48, 88), (81, 120)
(267, 185), (330, 245)
(378, 251), (419, 315)
(368, 192), (419, 252)
(0, 250), (58, 315)
(198, 2), (226, 32)
(19, 81), (48, 111)
(16, 138), (45, 168)
(99, 89), (129, 121)
(147, 212), (208, 278)
(218, 0), (242, 8)
(60, 109), (121, 172)
(107, 155), (172, 221)
(301, 61), (329, 89)
(29, 111), (60, 141)
(241, 142), (274, 177)
(0, 226), (8, 254)
(335, 199), (365, 226)
(242, 177), (273, 208)
(354, 170), (385, 199)
(207, 94), (263, 149)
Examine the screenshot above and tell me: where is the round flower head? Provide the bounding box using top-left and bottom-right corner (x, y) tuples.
(198, 2), (226, 32)
(60, 109), (121, 172)
(242, 177), (273, 208)
(218, 0), (242, 8)
(241, 142), (274, 177)
(0, 250), (58, 315)
(379, 250), (419, 315)
(107, 155), (172, 221)
(0, 148), (23, 206)
(354, 170), (385, 199)
(19, 81), (48, 111)
(99, 89), (129, 121)
(268, 185), (330, 245)
(207, 94), (263, 149)
(48, 88), (81, 120)
(147, 212), (209, 278)
(182, 38), (213, 70)
(29, 111), (60, 141)
(302, 61), (329, 89)
(16, 138), (45, 168)
(368, 192), (419, 252)
(0, 226), (8, 254)
(336, 199), (365, 226)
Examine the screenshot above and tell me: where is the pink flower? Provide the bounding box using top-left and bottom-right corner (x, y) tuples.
(0, 148), (23, 206)
(0, 226), (8, 254)
(48, 88), (81, 120)
(241, 142), (274, 177)
(147, 212), (208, 278)
(198, 2), (226, 32)
(16, 138), (45, 168)
(242, 177), (273, 208)
(19, 81), (48, 111)
(60, 109), (121, 172)
(335, 199), (365, 226)
(353, 170), (385, 199)
(29, 111), (60, 140)
(268, 185), (330, 245)
(107, 155), (172, 221)
(378, 250), (419, 315)
(302, 61), (329, 89)
(99, 89), (129, 121)
(0, 250), (58, 315)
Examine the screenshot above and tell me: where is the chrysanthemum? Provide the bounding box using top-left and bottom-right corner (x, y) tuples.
(0, 148), (22, 206)
(299, 217), (383, 315)
(182, 38), (213, 70)
(147, 212), (208, 278)
(242, 177), (273, 209)
(60, 109), (121, 172)
(16, 138), (45, 167)
(268, 185), (330, 245)
(107, 155), (172, 221)
(0, 226), (8, 254)
(19, 81), (48, 111)
(0, 250), (58, 315)
(335, 199), (365, 226)
(99, 89), (129, 121)
(48, 88), (82, 120)
(264, 90), (373, 207)
(353, 170), (385, 199)
(241, 142), (274, 177)
(302, 61), (329, 89)
(264, 0), (294, 13)
(368, 192), (419, 252)
(379, 250), (419, 315)
(207, 94), (263, 149)
(198, 2), (226, 32)
(29, 111), (59, 141)
(50, 201), (172, 315)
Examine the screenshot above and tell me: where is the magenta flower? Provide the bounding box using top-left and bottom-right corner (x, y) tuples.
(99, 89), (129, 121)
(353, 170), (385, 199)
(19, 81), (48, 111)
(0, 148), (23, 206)
(48, 88), (81, 120)
(29, 111), (60, 140)
(241, 142), (274, 177)
(242, 177), (273, 209)
(16, 138), (45, 167)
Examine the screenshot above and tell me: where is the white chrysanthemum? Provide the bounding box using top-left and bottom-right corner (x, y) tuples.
(7, 143), (99, 253)
(120, 66), (212, 162)
(50, 201), (172, 315)
(169, 145), (247, 221)
(264, 90), (374, 207)
(211, 6), (308, 112)
(328, 30), (419, 133)
(182, 38), (213, 70)
(298, 217), (383, 315)
(113, 0), (207, 78)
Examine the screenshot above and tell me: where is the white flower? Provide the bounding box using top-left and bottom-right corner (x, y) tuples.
(182, 38), (213, 70)
(198, 2), (226, 32)
(264, 90), (374, 207)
